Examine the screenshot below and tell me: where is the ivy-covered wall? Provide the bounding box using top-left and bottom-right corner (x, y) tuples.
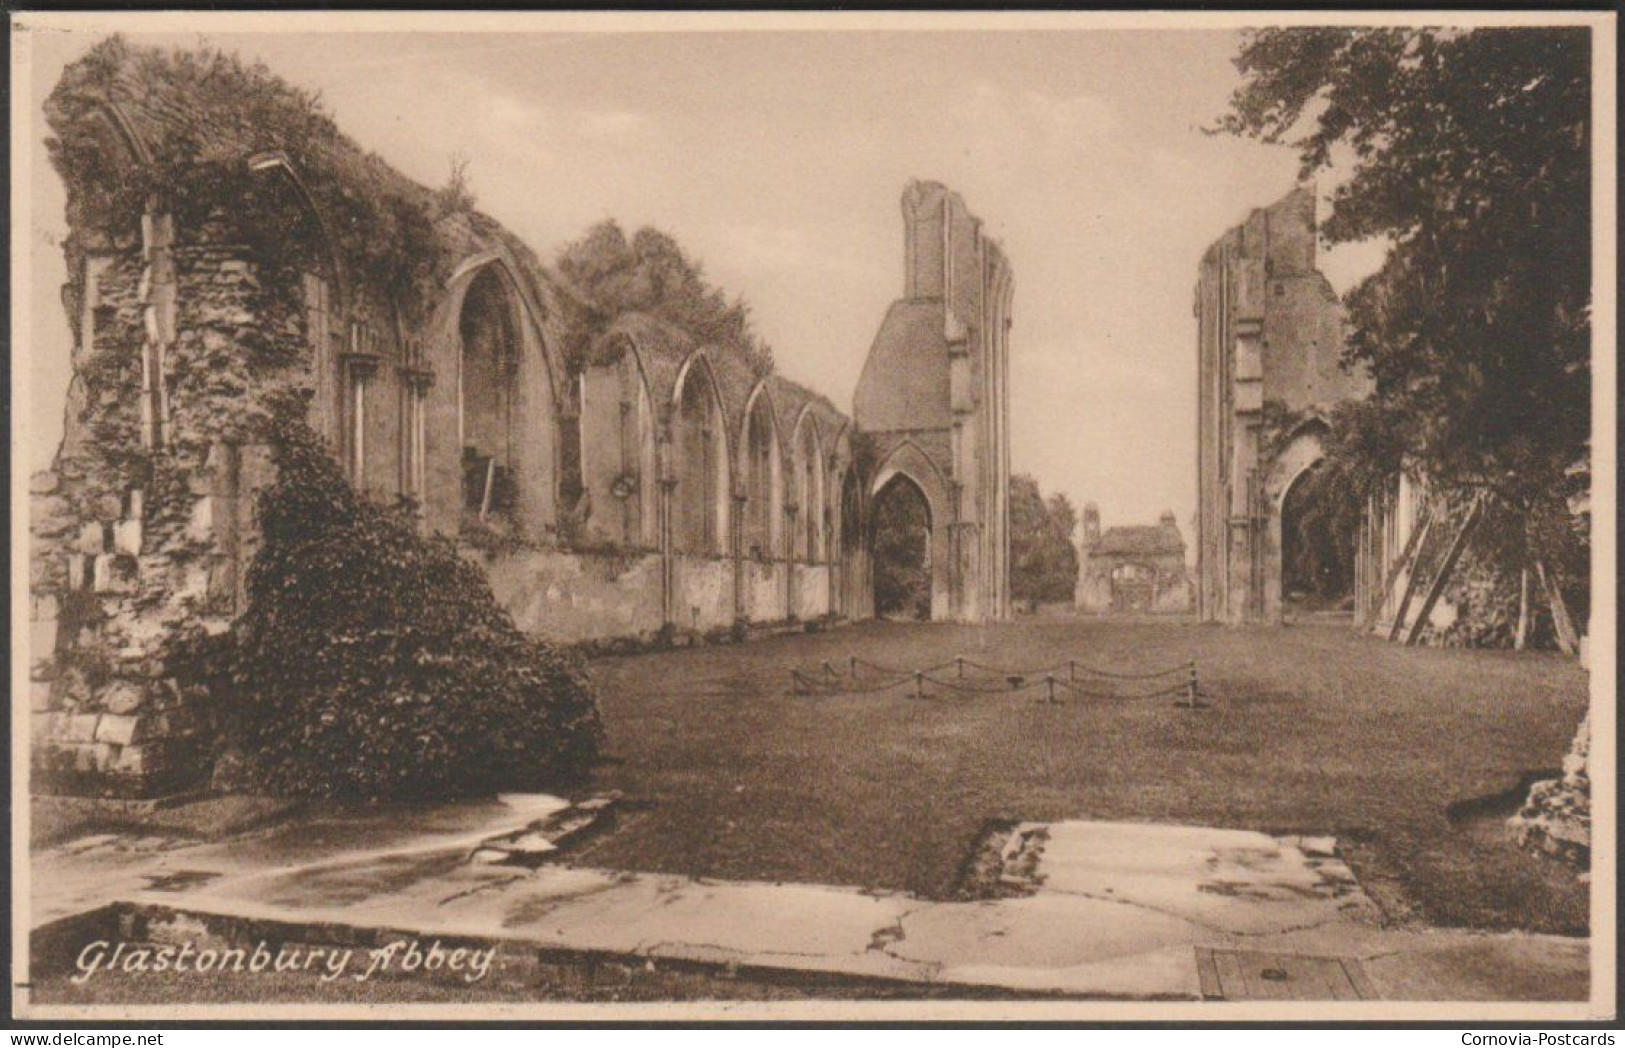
(32, 38), (858, 798)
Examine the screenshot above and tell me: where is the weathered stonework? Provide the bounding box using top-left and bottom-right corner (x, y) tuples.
(1075, 508), (1193, 614)
(33, 41), (1016, 797)
(854, 181), (1014, 624)
(1508, 714), (1590, 867)
(1193, 186), (1372, 625)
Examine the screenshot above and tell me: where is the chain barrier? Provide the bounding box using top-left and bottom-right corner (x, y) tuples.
(789, 653), (1208, 707)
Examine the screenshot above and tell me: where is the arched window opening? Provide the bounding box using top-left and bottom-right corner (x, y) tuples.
(794, 421), (826, 563)
(459, 268), (521, 521)
(743, 397), (780, 560)
(673, 363), (728, 556)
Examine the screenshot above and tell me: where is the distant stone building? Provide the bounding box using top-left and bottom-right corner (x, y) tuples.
(854, 181), (1014, 623)
(28, 41), (1015, 798)
(1075, 506), (1193, 614)
(1193, 186), (1372, 625)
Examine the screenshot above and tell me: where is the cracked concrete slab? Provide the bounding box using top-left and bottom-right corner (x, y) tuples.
(30, 807), (1589, 1001)
(1032, 821), (1381, 936)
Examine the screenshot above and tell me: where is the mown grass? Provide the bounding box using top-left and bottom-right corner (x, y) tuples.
(576, 618), (1589, 935)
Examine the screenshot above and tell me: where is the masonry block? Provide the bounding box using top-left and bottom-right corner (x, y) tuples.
(92, 554), (138, 594)
(76, 521), (107, 556)
(33, 593), (60, 622)
(32, 681), (55, 713)
(65, 713), (101, 743)
(30, 617), (59, 671)
(95, 713), (142, 746)
(100, 680), (145, 716)
(66, 554), (88, 591)
(114, 517), (143, 555)
(112, 744), (150, 777)
(187, 496), (218, 542)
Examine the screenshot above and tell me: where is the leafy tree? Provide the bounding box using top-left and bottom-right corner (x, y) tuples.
(555, 220), (775, 375)
(176, 405), (603, 800)
(1217, 28), (1590, 587)
(1010, 474), (1080, 611)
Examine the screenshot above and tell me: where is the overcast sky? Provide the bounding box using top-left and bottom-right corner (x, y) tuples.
(20, 24), (1385, 538)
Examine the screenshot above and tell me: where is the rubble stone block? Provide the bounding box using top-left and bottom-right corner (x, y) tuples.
(30, 617), (59, 666)
(102, 680), (146, 715)
(65, 713), (101, 743)
(92, 554), (138, 594)
(77, 521), (107, 556)
(114, 517), (143, 555)
(113, 744), (149, 776)
(95, 713), (142, 746)
(66, 554), (88, 591)
(30, 470), (60, 496)
(33, 593), (60, 622)
(32, 681), (55, 713)
(187, 496), (217, 542)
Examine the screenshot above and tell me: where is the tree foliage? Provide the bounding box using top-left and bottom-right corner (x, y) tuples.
(1010, 474), (1080, 611)
(555, 220), (775, 376)
(1218, 27), (1590, 561)
(177, 405), (602, 800)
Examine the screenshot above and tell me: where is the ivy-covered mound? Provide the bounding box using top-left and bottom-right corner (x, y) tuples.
(196, 412), (602, 800)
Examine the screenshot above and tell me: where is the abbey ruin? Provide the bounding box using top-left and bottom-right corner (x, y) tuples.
(27, 41), (1014, 797)
(1193, 186), (1373, 626)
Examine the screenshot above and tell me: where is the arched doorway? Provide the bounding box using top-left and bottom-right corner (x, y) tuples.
(870, 474), (933, 620)
(1279, 459), (1356, 615)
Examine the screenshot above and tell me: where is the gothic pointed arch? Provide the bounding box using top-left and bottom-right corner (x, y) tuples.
(739, 378), (784, 560)
(670, 350), (732, 556)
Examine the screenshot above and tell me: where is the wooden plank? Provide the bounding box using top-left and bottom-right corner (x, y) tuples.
(1194, 947), (1224, 1000)
(1405, 496), (1485, 645)
(1343, 957), (1381, 1001)
(1514, 566), (1531, 651)
(1213, 948), (1246, 1000)
(1385, 513), (1437, 640)
(1322, 960), (1362, 1001)
(1537, 560), (1580, 656)
(1363, 499), (1431, 633)
(1245, 954), (1292, 1000)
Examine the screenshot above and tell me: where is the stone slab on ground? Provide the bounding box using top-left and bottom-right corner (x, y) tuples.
(29, 802), (1590, 1002)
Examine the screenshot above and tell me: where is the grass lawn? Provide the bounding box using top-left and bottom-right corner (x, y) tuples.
(574, 618), (1589, 935)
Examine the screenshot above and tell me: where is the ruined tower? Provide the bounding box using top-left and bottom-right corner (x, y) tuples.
(1193, 186), (1372, 625)
(854, 181), (1014, 623)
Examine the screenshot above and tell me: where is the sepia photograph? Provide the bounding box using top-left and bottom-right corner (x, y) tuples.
(7, 9), (1616, 1024)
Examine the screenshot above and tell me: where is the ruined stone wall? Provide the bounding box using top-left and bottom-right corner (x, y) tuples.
(32, 205), (302, 797)
(854, 181), (1013, 623)
(1194, 187), (1371, 626)
(33, 40), (865, 799)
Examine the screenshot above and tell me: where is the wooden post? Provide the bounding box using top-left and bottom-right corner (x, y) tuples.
(1371, 503), (1433, 637)
(1045, 675), (1057, 704)
(1405, 496), (1485, 646)
(1068, 659), (1077, 682)
(1536, 560), (1580, 656)
(1186, 662), (1200, 708)
(849, 654), (858, 678)
(1514, 566), (1531, 651)
(956, 656), (965, 679)
(913, 671), (925, 701)
(478, 457), (496, 521)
